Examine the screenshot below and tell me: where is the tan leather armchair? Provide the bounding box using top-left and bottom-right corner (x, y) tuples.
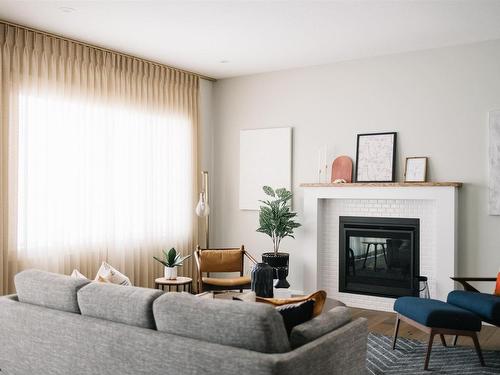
(194, 245), (257, 293)
(256, 290), (329, 318)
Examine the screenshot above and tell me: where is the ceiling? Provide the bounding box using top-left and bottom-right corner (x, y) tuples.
(1, 1), (500, 79)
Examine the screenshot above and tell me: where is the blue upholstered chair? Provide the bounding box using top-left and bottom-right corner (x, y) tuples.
(448, 277), (500, 345)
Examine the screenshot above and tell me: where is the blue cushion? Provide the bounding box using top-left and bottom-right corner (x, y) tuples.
(447, 291), (500, 326)
(394, 297), (481, 331)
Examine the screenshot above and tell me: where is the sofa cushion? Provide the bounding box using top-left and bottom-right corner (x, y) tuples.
(447, 290), (500, 325)
(289, 306), (351, 349)
(276, 299), (315, 335)
(94, 262), (132, 286)
(70, 269), (89, 280)
(153, 292), (290, 353)
(15, 269), (90, 313)
(394, 296), (482, 331)
(78, 282), (163, 329)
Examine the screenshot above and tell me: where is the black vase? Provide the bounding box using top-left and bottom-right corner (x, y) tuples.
(251, 263), (274, 298)
(262, 252), (290, 289)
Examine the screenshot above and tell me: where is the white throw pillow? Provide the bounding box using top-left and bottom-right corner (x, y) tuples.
(94, 262), (131, 286)
(70, 269), (89, 280)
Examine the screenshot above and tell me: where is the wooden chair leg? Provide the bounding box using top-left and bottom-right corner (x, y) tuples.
(439, 334), (447, 347)
(349, 248), (356, 276)
(382, 244), (389, 269)
(392, 315), (400, 350)
(471, 333), (485, 367)
(424, 332), (435, 370)
(362, 244), (371, 269)
(452, 335), (458, 346)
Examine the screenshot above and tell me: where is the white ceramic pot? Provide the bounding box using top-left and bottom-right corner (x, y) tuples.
(164, 266), (177, 280)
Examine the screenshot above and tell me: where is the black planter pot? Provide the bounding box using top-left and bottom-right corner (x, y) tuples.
(261, 252), (290, 289)
(251, 263), (274, 298)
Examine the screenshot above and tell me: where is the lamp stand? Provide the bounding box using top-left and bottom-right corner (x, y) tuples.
(202, 171), (209, 248)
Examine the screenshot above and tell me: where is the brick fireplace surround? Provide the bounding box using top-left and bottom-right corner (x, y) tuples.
(300, 182), (461, 312)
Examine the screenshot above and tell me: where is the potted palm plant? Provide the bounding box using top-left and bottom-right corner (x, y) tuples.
(153, 248), (191, 280)
(257, 186), (301, 288)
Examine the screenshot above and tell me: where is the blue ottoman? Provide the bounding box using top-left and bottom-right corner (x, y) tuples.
(393, 297), (484, 370)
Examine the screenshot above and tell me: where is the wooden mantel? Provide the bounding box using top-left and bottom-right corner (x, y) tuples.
(300, 182), (462, 188)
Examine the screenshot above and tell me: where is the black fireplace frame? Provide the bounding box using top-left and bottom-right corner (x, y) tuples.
(339, 216), (420, 298)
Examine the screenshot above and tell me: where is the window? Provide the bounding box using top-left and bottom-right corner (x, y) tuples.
(17, 92), (194, 257)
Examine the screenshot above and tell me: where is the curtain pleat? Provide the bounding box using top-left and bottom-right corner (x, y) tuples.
(0, 23), (199, 294)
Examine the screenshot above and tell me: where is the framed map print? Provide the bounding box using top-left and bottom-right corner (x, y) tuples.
(404, 157), (427, 182)
(355, 132), (397, 182)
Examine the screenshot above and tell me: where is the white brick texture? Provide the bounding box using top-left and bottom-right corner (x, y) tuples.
(318, 199), (436, 312)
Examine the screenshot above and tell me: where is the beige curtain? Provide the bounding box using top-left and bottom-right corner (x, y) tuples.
(0, 23), (199, 294)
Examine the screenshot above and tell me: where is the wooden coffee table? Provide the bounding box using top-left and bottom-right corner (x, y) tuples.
(155, 277), (192, 293)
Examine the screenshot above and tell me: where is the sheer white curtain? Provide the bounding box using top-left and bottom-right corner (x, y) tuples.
(0, 23), (199, 293)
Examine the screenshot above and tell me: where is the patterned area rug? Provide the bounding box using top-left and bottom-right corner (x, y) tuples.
(367, 333), (500, 374)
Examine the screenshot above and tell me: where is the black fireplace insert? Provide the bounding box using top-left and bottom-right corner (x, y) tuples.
(339, 216), (420, 298)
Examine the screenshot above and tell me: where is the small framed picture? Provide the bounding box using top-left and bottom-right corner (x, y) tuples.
(355, 132), (397, 182)
(404, 157), (428, 182)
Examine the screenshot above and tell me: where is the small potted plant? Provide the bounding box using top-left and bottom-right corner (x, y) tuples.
(153, 248), (191, 280)
(257, 186), (301, 288)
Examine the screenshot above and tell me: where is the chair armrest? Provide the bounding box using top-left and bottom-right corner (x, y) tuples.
(450, 277), (497, 292)
(243, 250), (258, 264)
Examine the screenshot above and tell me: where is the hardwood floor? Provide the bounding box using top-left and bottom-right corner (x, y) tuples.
(348, 306), (500, 350)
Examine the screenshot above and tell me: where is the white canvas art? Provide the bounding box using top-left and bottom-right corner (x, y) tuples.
(239, 127), (292, 210)
(489, 111), (500, 215)
(356, 133), (396, 182)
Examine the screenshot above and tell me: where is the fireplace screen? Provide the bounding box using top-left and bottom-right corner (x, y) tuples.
(339, 216), (419, 298)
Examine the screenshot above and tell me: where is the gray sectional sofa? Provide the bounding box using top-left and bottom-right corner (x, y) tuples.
(0, 270), (368, 374)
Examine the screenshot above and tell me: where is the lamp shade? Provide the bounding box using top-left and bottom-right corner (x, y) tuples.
(195, 192), (210, 217)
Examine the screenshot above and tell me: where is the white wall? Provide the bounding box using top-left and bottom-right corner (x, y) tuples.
(212, 40), (500, 293)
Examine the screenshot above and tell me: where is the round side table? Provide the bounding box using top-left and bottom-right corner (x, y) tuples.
(155, 276), (193, 293)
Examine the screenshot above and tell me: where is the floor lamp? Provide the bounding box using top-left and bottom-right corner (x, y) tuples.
(195, 171), (210, 248)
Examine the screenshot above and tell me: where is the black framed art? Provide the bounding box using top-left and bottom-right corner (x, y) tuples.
(355, 132), (397, 183)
